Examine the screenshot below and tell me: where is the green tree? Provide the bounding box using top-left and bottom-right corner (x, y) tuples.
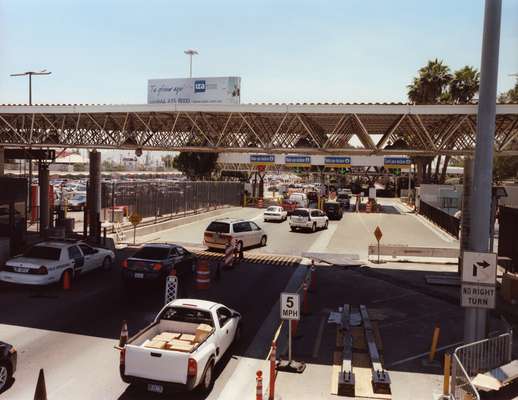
(407, 61), (480, 184)
(407, 59), (452, 104)
(449, 66), (480, 104)
(494, 157), (518, 183)
(173, 152), (218, 179)
(498, 78), (518, 103)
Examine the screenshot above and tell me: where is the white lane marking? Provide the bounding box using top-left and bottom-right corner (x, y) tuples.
(308, 224), (338, 253)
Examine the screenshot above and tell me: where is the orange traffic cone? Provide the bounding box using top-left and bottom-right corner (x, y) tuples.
(63, 270), (71, 290)
(119, 320), (128, 348)
(33, 368), (47, 400)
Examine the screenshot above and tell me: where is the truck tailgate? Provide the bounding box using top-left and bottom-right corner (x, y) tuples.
(125, 345), (190, 384)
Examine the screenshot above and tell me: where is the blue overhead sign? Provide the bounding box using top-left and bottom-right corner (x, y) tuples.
(250, 154), (275, 165)
(285, 155), (311, 167)
(324, 156), (351, 167)
(384, 157), (411, 168)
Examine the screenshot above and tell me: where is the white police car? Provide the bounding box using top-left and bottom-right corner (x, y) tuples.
(0, 240), (114, 286)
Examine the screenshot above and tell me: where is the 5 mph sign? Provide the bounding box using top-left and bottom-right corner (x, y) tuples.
(280, 293), (300, 320)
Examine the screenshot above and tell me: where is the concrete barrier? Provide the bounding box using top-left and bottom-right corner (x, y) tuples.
(368, 244), (459, 259)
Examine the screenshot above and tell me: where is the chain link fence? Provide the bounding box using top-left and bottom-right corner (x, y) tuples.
(101, 180), (243, 222)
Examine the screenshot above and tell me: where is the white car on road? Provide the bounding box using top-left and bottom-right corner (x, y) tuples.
(289, 208), (329, 232)
(203, 218), (267, 252)
(263, 206), (288, 222)
(0, 240), (114, 285)
(120, 299), (241, 394)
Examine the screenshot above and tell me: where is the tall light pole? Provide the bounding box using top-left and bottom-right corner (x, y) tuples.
(10, 70), (52, 105)
(10, 69), (52, 214)
(184, 49), (198, 79)
(464, 0), (502, 343)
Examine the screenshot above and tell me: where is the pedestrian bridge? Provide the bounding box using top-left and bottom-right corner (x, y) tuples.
(0, 103), (517, 155)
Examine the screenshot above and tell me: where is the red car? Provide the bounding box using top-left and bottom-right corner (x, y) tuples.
(281, 199), (298, 215)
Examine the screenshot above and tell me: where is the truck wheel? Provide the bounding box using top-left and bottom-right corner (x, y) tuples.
(199, 361), (214, 393)
(324, 221), (329, 230)
(312, 223), (316, 232)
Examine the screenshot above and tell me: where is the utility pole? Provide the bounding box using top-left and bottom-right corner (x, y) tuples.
(10, 70), (52, 215)
(184, 49), (198, 79)
(464, 0), (502, 343)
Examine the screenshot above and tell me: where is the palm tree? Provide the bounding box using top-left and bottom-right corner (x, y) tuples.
(407, 59), (452, 104)
(449, 66), (480, 104)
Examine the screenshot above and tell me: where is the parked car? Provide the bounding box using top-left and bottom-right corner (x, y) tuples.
(281, 199), (298, 215)
(324, 201), (343, 220)
(67, 193), (87, 211)
(263, 206), (287, 222)
(0, 240), (114, 285)
(289, 208), (329, 232)
(120, 299), (241, 394)
(121, 243), (196, 284)
(203, 219), (267, 252)
(0, 341), (16, 394)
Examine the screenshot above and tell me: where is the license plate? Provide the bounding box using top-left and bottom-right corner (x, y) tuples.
(134, 273), (144, 279)
(147, 383), (163, 393)
(14, 267), (29, 273)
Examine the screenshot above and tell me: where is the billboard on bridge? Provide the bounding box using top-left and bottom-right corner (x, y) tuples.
(147, 77), (241, 104)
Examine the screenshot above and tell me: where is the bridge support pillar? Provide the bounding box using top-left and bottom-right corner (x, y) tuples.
(88, 150), (101, 243)
(38, 162), (49, 236)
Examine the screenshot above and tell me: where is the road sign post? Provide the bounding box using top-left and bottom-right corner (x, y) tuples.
(277, 292), (305, 373)
(129, 212), (142, 245)
(374, 226), (383, 264)
(464, 0), (502, 343)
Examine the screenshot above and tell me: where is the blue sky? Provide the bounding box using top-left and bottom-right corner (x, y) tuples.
(0, 0), (517, 105)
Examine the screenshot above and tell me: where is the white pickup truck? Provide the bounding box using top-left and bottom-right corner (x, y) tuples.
(120, 299), (242, 395)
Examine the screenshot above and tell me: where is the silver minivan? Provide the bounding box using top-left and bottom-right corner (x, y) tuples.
(289, 208), (329, 232)
(203, 218), (267, 252)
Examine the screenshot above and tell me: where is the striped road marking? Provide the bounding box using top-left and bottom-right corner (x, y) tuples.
(187, 248), (301, 267)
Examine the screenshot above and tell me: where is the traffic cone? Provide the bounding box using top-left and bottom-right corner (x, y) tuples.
(119, 320), (128, 348)
(33, 368), (47, 400)
(62, 270), (71, 290)
(256, 370), (263, 400)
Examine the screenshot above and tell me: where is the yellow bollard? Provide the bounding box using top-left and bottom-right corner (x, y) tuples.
(429, 324), (440, 362)
(443, 353), (451, 396)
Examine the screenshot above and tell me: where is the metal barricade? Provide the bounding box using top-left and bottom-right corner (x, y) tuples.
(451, 332), (513, 400)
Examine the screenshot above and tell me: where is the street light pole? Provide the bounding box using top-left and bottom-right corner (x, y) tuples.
(10, 69), (52, 214)
(464, 0), (502, 343)
(184, 49), (198, 79)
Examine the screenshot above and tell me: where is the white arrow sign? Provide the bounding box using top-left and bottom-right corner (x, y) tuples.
(462, 251), (497, 285)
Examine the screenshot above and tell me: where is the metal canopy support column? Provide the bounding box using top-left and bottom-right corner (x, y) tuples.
(88, 150), (102, 243)
(464, 0), (502, 343)
(38, 162), (49, 236)
(0, 147), (4, 176)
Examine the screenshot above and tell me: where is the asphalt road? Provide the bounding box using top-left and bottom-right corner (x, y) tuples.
(0, 198), (459, 399)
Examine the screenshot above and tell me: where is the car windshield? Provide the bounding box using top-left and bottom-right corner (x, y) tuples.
(206, 222), (230, 233)
(266, 207), (278, 212)
(132, 247), (170, 260)
(160, 306), (214, 327)
(292, 209), (309, 217)
(72, 194), (86, 201)
(24, 246), (61, 260)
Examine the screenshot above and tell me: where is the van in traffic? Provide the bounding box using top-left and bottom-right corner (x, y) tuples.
(288, 193), (308, 208)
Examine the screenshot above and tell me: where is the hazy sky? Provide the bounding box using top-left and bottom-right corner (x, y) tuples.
(1, 0), (517, 106)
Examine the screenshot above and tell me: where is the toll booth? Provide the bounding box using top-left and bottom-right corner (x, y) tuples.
(0, 177), (27, 255)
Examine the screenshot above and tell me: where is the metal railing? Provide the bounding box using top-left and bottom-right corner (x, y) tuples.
(451, 332), (513, 400)
(101, 180), (243, 221)
(418, 200), (460, 239)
